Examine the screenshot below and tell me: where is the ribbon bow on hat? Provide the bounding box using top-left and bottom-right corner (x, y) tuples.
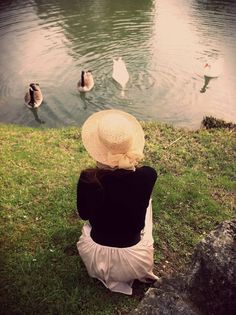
(107, 150), (144, 170)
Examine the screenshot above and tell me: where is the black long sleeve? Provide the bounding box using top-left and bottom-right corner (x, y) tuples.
(77, 166), (157, 247)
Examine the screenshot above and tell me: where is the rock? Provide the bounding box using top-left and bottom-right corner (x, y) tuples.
(201, 116), (236, 130)
(186, 220), (236, 315)
(130, 287), (200, 315)
(131, 220), (236, 315)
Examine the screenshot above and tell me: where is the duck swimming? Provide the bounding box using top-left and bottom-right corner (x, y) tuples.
(112, 57), (129, 96)
(24, 83), (43, 108)
(203, 58), (224, 78)
(78, 70), (94, 92)
(200, 58), (224, 93)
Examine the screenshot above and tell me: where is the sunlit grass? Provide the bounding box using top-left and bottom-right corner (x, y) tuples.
(0, 123), (235, 315)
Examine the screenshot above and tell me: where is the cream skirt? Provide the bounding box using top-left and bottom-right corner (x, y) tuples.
(77, 199), (158, 295)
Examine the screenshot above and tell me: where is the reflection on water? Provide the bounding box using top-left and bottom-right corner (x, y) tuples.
(0, 0), (235, 128)
(200, 76), (212, 94)
(30, 106), (45, 124)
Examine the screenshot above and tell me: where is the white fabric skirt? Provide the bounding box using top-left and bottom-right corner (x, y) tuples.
(77, 199), (158, 295)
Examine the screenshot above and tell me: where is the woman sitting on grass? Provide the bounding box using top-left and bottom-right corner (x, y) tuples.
(76, 109), (158, 295)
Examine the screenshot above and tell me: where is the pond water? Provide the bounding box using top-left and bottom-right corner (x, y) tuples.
(0, 0), (236, 129)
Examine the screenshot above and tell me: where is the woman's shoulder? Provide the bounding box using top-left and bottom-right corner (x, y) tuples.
(79, 169), (89, 180)
(78, 168), (110, 187)
(78, 168), (97, 183)
(137, 165), (157, 173)
(136, 166), (157, 180)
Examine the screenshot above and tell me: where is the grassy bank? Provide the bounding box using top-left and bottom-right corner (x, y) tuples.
(0, 122), (235, 315)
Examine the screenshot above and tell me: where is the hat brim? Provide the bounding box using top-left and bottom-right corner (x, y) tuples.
(81, 109), (145, 166)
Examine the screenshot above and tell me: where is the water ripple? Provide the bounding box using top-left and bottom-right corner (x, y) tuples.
(0, 0), (236, 128)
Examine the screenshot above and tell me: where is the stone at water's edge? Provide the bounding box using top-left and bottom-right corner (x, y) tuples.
(201, 116), (236, 130)
(131, 220), (236, 315)
(187, 220), (236, 315)
(130, 287), (200, 315)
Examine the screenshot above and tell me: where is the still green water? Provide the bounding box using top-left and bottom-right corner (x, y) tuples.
(0, 0), (236, 128)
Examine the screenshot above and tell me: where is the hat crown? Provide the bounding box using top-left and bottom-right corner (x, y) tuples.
(98, 114), (133, 153)
(81, 109), (145, 169)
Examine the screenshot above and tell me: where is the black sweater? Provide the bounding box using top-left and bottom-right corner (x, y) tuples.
(77, 166), (157, 247)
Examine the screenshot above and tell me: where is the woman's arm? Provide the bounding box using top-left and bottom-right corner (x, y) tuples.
(77, 172), (91, 220)
(77, 171), (103, 220)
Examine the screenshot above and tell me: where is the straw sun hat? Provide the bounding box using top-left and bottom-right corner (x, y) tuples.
(81, 109), (145, 169)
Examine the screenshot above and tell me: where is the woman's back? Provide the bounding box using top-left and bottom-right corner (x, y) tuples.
(77, 166), (157, 247)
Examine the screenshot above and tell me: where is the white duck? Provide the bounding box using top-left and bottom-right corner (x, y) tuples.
(78, 70), (94, 92)
(112, 57), (129, 96)
(24, 83), (43, 108)
(203, 58), (224, 78)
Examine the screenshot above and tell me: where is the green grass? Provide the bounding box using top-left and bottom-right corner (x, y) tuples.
(0, 122), (235, 315)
